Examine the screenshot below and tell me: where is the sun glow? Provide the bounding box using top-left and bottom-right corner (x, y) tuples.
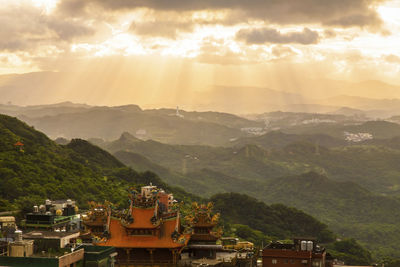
(31, 0), (59, 13)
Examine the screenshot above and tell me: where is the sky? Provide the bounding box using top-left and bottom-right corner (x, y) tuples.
(1, 0), (400, 110)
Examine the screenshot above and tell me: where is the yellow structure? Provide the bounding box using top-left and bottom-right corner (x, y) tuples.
(0, 216), (16, 229)
(221, 237), (254, 251)
(7, 230), (33, 257)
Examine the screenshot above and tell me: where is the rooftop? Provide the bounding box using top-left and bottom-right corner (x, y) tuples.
(99, 217), (189, 248)
(0, 217), (15, 223)
(123, 207), (159, 229)
(23, 230), (80, 239)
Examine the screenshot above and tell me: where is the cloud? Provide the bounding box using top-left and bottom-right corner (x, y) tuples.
(384, 54), (400, 63)
(323, 29), (336, 38)
(47, 20), (94, 41)
(236, 27), (319, 45)
(0, 4), (94, 52)
(129, 21), (194, 39)
(58, 0), (384, 29)
(326, 12), (382, 28)
(271, 46), (297, 58)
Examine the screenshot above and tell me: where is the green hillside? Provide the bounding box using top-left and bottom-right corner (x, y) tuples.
(232, 131), (346, 149)
(272, 142), (400, 194)
(104, 134), (298, 184)
(106, 132), (400, 195)
(211, 192), (334, 243)
(261, 172), (400, 258)
(0, 114), (195, 212)
(100, 133), (400, 258)
(0, 114), (339, 249)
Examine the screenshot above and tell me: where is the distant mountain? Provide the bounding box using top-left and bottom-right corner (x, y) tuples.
(283, 120), (400, 139)
(389, 115), (400, 124)
(245, 111), (364, 132)
(342, 80), (400, 99)
(193, 86), (312, 113)
(271, 78), (400, 99)
(144, 108), (263, 129)
(0, 102), (92, 118)
(102, 134), (298, 184)
(0, 104), (264, 145)
(329, 107), (367, 117)
(101, 131), (400, 196)
(316, 95), (400, 118)
(232, 131), (346, 149)
(92, 130), (400, 257)
(19, 108), (249, 145)
(0, 114), (341, 252)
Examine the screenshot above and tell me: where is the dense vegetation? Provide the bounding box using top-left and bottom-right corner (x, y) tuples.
(210, 193), (335, 243)
(0, 114), (335, 246)
(210, 193), (373, 265)
(0, 115), (196, 213)
(327, 239), (373, 266)
(95, 131), (400, 258)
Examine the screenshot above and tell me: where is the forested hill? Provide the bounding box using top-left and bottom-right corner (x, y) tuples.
(0, 114), (195, 212)
(210, 192), (334, 243)
(0, 114), (335, 245)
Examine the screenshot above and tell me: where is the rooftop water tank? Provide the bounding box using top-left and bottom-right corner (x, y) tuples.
(307, 241), (313, 251)
(14, 230), (22, 242)
(301, 241), (307, 251)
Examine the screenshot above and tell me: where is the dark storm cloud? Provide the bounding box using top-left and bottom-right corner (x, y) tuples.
(58, 0), (384, 28)
(236, 27), (319, 45)
(0, 5), (94, 52)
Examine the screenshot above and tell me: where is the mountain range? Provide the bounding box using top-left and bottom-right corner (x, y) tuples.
(3, 101), (400, 258)
(86, 130), (400, 258)
(0, 113), (336, 248)
(2, 71), (400, 116)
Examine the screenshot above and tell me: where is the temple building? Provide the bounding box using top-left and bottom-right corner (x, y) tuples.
(184, 202), (222, 259)
(82, 185), (190, 266)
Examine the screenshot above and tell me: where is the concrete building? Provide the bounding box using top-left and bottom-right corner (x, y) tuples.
(23, 230), (81, 252)
(0, 216), (16, 229)
(83, 245), (117, 267)
(262, 238), (326, 267)
(0, 248), (84, 267)
(22, 199), (80, 232)
(7, 230), (34, 257)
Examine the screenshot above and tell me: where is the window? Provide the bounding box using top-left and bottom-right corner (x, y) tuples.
(284, 259), (289, 264)
(291, 260), (295, 264)
(272, 259), (278, 264)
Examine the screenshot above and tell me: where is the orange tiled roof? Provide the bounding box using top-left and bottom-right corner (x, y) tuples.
(98, 217), (189, 248)
(14, 141), (24, 146)
(123, 207), (159, 229)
